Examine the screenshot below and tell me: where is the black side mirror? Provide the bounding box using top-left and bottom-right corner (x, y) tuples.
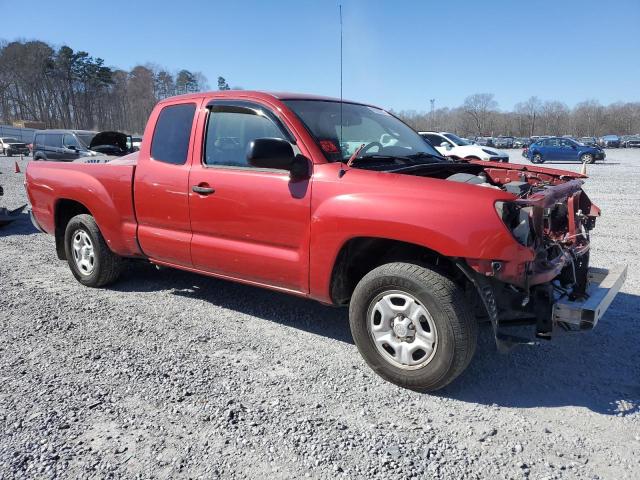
(247, 138), (310, 180)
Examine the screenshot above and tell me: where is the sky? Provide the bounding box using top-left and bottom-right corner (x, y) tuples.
(1, 0), (639, 112)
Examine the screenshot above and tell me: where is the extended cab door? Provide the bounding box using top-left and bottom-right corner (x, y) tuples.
(134, 101), (199, 267)
(188, 100), (311, 293)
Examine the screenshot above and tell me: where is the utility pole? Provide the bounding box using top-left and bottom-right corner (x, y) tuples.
(429, 99), (435, 128)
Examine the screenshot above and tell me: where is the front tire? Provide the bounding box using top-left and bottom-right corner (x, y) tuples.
(349, 262), (477, 391)
(532, 153), (544, 164)
(580, 153), (595, 164)
(64, 214), (122, 287)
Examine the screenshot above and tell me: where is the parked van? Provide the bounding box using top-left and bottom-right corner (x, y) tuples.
(33, 130), (98, 161)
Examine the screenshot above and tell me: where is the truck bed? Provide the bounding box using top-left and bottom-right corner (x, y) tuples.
(26, 159), (142, 257)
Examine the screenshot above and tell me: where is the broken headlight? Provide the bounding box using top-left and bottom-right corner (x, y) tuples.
(495, 201), (534, 247)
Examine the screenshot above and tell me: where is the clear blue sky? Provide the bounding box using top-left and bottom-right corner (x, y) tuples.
(2, 0), (638, 112)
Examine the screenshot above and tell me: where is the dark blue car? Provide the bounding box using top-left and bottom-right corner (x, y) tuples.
(526, 137), (605, 164)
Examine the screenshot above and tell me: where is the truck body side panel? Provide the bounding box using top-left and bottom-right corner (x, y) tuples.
(307, 163), (534, 303)
(26, 162), (140, 257)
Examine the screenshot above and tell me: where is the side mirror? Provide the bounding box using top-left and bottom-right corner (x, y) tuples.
(247, 138), (310, 180)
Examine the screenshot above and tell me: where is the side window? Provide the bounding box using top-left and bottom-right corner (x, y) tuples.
(63, 134), (80, 148)
(46, 134), (62, 148)
(204, 110), (286, 167)
(151, 103), (196, 165)
(423, 134), (443, 146)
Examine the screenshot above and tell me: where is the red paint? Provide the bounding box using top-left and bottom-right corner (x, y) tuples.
(25, 91), (596, 304)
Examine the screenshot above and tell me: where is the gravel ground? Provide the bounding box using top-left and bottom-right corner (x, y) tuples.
(1, 150), (638, 479)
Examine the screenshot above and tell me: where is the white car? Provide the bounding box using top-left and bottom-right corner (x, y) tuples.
(419, 131), (509, 162)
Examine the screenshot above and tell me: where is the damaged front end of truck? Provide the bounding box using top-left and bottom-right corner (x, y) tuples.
(457, 163), (627, 351)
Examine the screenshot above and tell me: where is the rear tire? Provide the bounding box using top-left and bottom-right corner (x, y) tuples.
(349, 262), (477, 391)
(64, 214), (122, 287)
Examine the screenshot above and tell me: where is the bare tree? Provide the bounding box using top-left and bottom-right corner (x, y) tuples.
(0, 39), (216, 133)
(462, 93), (498, 135)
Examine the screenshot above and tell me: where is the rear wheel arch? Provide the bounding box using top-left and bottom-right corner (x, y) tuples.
(54, 199), (92, 260)
(329, 237), (461, 306)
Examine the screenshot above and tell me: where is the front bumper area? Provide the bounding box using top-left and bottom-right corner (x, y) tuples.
(553, 265), (627, 330)
(7, 146), (29, 155)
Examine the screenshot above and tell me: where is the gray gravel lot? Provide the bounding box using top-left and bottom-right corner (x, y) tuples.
(1, 151), (639, 479)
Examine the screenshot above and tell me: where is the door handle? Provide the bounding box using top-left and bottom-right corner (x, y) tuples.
(192, 185), (215, 195)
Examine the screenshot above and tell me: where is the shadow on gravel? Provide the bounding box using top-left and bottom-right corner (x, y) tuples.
(114, 262), (639, 416)
(113, 262), (354, 344)
(0, 212), (39, 237)
(441, 292), (640, 416)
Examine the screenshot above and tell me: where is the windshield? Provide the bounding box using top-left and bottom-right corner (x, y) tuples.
(283, 100), (444, 163)
(2, 138), (19, 143)
(443, 133), (471, 146)
(76, 133), (96, 148)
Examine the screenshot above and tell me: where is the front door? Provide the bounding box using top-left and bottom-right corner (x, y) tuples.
(62, 133), (82, 161)
(188, 101), (311, 293)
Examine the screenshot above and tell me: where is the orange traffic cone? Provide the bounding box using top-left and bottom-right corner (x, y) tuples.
(14, 161), (21, 173)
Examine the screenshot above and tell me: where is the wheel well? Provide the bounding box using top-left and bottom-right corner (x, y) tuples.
(54, 199), (91, 260)
(464, 156), (481, 161)
(329, 237), (461, 305)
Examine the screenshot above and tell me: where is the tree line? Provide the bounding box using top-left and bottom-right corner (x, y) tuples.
(2, 40), (638, 138)
(396, 93), (640, 138)
(0, 40), (233, 134)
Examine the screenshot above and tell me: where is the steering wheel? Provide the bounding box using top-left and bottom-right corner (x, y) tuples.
(359, 141), (383, 156)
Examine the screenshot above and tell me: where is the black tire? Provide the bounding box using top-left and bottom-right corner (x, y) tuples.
(349, 262), (477, 391)
(580, 153), (595, 164)
(7, 151), (12, 157)
(532, 153), (544, 164)
(64, 214), (122, 287)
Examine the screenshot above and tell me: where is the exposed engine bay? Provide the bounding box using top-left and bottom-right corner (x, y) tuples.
(394, 160), (604, 348)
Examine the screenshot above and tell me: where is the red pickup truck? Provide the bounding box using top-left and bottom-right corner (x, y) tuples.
(26, 91), (626, 391)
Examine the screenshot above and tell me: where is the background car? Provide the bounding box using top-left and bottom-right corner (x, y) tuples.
(131, 136), (143, 149)
(620, 135), (640, 148)
(0, 137), (30, 156)
(598, 135), (620, 148)
(474, 136), (495, 147)
(493, 136), (514, 149)
(526, 137), (605, 164)
(513, 137), (530, 148)
(419, 131), (509, 162)
(32, 130), (98, 161)
(578, 136), (598, 146)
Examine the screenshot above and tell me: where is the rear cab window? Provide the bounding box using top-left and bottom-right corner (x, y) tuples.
(150, 103), (197, 165)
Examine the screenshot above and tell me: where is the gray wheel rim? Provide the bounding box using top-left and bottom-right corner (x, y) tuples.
(367, 290), (438, 370)
(583, 154), (592, 162)
(72, 229), (95, 275)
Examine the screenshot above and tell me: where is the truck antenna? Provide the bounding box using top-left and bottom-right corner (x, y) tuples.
(338, 4), (346, 178)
